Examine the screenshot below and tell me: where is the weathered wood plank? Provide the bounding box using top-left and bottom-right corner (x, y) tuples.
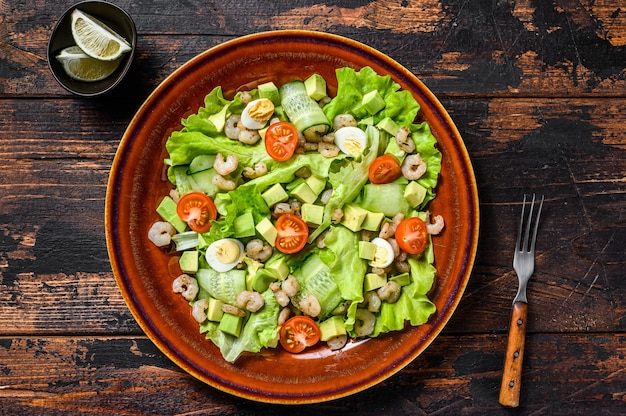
(1, 1), (624, 97)
(0, 334), (624, 414)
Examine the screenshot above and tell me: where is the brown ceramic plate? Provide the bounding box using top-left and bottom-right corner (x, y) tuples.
(105, 30), (479, 404)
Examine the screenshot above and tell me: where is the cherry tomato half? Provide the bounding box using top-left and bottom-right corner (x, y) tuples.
(265, 121), (298, 161)
(395, 217), (429, 255)
(275, 214), (309, 254)
(368, 154), (402, 184)
(279, 316), (321, 353)
(176, 192), (217, 233)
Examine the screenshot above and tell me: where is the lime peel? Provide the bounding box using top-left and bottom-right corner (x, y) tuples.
(56, 46), (121, 82)
(70, 9), (132, 61)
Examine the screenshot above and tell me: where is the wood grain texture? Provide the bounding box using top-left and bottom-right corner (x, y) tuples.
(1, 334), (624, 415)
(1, 0), (625, 413)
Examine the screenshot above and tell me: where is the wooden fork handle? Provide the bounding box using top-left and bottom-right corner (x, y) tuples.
(499, 301), (528, 407)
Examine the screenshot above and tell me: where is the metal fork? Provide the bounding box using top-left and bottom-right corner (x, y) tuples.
(499, 194), (544, 407)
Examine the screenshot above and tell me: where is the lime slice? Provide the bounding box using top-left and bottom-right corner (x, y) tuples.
(70, 9), (132, 61)
(56, 46), (121, 82)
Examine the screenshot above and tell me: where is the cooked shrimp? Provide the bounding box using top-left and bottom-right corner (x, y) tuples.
(192, 298), (209, 323)
(426, 214), (445, 235)
(303, 125), (327, 142)
(242, 162), (267, 179)
(294, 166), (311, 178)
(282, 275), (300, 297)
(401, 153), (427, 180)
(212, 174), (237, 191)
(299, 294), (321, 317)
(331, 208), (343, 224)
(333, 114), (357, 131)
(327, 334), (348, 350)
(245, 239), (273, 262)
(354, 309), (375, 337)
(319, 189), (333, 205)
(214, 153), (238, 176)
(332, 300), (351, 316)
(360, 229), (372, 242)
(238, 127), (261, 145)
(277, 307), (291, 325)
(236, 290), (265, 312)
(377, 281), (402, 303)
(379, 213), (404, 239)
(274, 290), (290, 307)
(273, 202), (295, 216)
(169, 189), (180, 203)
(148, 221), (176, 247)
(304, 142), (319, 151)
(172, 274), (199, 301)
(387, 237), (400, 258)
(363, 291), (382, 313)
(318, 142), (340, 158)
(240, 90), (253, 104)
(222, 304), (246, 317)
(225, 114), (241, 140)
(321, 132), (335, 143)
(395, 260), (410, 274)
(395, 126), (415, 153)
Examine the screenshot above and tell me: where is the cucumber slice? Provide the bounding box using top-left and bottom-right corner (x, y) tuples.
(280, 81), (331, 134)
(197, 268), (246, 305)
(293, 254), (342, 318)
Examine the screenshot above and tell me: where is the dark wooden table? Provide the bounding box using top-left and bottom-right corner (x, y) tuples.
(1, 1), (624, 414)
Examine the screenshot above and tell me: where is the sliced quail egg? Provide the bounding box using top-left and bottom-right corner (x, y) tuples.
(369, 237), (395, 269)
(240, 98), (275, 130)
(334, 126), (367, 156)
(205, 238), (245, 272)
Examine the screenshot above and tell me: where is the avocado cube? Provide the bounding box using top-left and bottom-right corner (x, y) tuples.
(319, 316), (347, 341)
(252, 268), (277, 293)
(179, 250), (199, 274)
(361, 211), (385, 232)
(304, 73), (327, 101)
(208, 105), (229, 132)
(362, 90), (386, 115)
(404, 181), (427, 208)
(218, 313), (244, 337)
(376, 117), (400, 135)
(206, 298), (224, 322)
(358, 240), (378, 261)
(390, 272), (411, 287)
(364, 273), (387, 292)
(234, 211), (256, 238)
(258, 81), (281, 105)
(256, 217), (277, 246)
(290, 182), (317, 204)
(358, 116), (375, 127)
(301, 203), (324, 226)
(156, 196), (187, 233)
(340, 203), (369, 232)
(265, 257), (289, 280)
(305, 175), (327, 196)
(262, 183), (289, 207)
(285, 177), (306, 192)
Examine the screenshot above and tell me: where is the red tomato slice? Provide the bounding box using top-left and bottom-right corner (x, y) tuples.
(176, 192), (217, 233)
(265, 121), (298, 161)
(279, 316), (321, 353)
(368, 154), (402, 184)
(275, 214), (309, 254)
(395, 217), (429, 254)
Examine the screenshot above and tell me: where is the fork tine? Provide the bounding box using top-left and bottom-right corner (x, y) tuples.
(516, 195), (527, 252)
(522, 194), (536, 252)
(529, 195), (544, 253)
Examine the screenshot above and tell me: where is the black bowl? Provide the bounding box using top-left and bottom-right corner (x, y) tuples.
(47, 1), (136, 97)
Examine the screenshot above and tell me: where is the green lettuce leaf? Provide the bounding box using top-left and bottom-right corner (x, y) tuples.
(200, 289), (280, 363)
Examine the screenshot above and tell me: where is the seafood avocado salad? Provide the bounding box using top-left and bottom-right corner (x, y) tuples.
(148, 66), (444, 362)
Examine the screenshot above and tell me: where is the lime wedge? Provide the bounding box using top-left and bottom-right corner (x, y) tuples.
(56, 46), (121, 82)
(70, 9), (132, 61)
